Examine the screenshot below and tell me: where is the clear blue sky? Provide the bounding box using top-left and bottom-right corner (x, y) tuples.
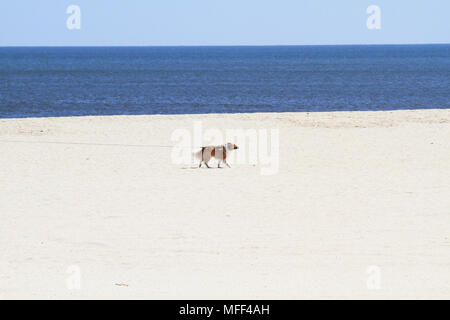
(0, 0), (448, 46)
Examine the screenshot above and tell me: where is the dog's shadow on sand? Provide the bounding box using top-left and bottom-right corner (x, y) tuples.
(180, 165), (225, 170)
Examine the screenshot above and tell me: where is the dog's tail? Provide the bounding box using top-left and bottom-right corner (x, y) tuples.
(192, 148), (203, 160)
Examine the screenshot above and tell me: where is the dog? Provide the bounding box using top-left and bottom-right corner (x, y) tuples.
(194, 143), (239, 168)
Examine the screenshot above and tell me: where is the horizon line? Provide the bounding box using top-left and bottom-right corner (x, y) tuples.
(1, 42), (449, 48)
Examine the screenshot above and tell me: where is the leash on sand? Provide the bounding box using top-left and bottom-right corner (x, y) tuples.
(0, 140), (203, 149)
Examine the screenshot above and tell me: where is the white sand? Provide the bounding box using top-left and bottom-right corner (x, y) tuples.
(0, 110), (449, 299)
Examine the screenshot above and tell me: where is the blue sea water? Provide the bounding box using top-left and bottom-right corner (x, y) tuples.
(0, 45), (449, 118)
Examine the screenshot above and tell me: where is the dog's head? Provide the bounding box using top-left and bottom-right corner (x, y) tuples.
(225, 142), (239, 151)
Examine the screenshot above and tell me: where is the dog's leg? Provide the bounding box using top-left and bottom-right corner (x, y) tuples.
(218, 160), (222, 168)
(199, 161), (203, 168)
(224, 161), (231, 168)
(202, 149), (212, 169)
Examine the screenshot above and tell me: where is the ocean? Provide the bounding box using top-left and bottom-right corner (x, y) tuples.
(0, 45), (449, 118)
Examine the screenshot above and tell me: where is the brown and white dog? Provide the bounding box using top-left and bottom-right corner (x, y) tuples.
(194, 143), (239, 168)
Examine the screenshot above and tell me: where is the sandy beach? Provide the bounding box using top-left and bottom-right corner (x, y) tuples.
(0, 109), (449, 299)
